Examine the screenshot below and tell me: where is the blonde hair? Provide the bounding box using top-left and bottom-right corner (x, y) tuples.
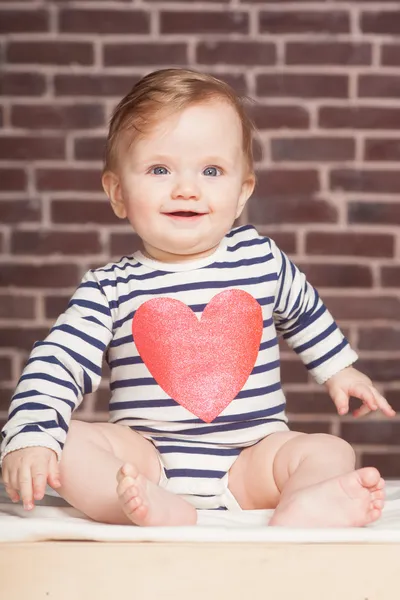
(104, 68), (255, 175)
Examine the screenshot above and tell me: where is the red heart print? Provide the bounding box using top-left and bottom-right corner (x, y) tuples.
(132, 289), (263, 423)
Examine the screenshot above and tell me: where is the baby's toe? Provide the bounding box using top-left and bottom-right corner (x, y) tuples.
(117, 475), (136, 497)
(116, 463), (138, 484)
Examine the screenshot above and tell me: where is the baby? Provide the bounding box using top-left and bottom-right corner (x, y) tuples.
(1, 68), (396, 528)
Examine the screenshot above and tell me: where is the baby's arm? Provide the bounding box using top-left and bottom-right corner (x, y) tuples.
(0, 270), (113, 502)
(270, 239), (395, 416)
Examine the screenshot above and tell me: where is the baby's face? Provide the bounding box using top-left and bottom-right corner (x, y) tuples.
(106, 100), (254, 262)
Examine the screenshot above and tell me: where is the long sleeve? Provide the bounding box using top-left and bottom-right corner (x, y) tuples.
(0, 270), (113, 463)
(271, 238), (358, 384)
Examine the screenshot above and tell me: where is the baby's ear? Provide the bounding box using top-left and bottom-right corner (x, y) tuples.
(236, 173), (255, 219)
(102, 171), (127, 219)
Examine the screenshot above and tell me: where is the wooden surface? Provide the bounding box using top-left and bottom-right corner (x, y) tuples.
(0, 541), (399, 600)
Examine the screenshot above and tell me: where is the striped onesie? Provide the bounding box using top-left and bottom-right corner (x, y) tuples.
(1, 225), (358, 510)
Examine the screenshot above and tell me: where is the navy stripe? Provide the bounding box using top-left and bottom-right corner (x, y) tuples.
(68, 298), (111, 318)
(19, 373), (79, 402)
(252, 359), (280, 375)
(306, 338), (348, 370)
(294, 321), (337, 354)
(165, 469), (226, 479)
(108, 356), (144, 369)
(51, 324), (107, 352)
(108, 273), (278, 309)
(33, 342), (102, 377)
(127, 417), (286, 436)
(228, 237), (270, 253)
(8, 403), (69, 433)
(283, 304), (326, 340)
(157, 445), (240, 456)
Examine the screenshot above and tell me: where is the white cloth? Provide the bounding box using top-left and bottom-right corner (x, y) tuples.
(2, 482), (400, 544)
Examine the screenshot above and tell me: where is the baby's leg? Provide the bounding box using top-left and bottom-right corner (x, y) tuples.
(229, 432), (385, 527)
(57, 420), (196, 526)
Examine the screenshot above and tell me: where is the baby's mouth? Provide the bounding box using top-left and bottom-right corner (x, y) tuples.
(164, 211), (207, 218)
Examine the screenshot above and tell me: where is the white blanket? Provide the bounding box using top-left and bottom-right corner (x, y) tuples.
(2, 482), (400, 544)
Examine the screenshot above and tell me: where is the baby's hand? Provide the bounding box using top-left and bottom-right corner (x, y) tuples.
(1, 447), (61, 510)
(325, 366), (396, 418)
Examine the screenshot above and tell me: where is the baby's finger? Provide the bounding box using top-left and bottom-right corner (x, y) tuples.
(18, 465), (34, 510)
(371, 388), (396, 417)
(31, 465), (48, 501)
(352, 404), (371, 418)
(3, 480), (20, 503)
(350, 383), (378, 411)
(331, 387), (350, 416)
(47, 453), (61, 489)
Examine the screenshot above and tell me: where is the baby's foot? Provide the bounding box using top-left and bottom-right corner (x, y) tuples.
(270, 467), (385, 528)
(116, 463), (197, 527)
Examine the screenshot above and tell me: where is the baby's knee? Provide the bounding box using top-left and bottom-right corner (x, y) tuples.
(307, 433), (355, 462)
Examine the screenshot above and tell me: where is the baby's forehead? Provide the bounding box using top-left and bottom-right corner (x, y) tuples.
(129, 101), (243, 156)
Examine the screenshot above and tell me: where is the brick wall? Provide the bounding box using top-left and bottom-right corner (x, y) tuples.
(0, 0), (399, 476)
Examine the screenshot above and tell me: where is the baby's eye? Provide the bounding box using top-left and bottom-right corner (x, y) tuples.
(203, 166), (222, 177)
(150, 166), (169, 175)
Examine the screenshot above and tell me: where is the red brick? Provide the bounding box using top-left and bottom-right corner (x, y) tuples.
(51, 200), (119, 225)
(104, 43), (188, 66)
(250, 105), (310, 130)
(44, 295), (71, 319)
(0, 264), (79, 289)
(0, 294), (36, 319)
(0, 106), (3, 127)
(298, 263), (373, 288)
(287, 421), (331, 435)
(0, 168), (27, 191)
(259, 11), (350, 34)
(271, 137), (355, 162)
(364, 138), (400, 161)
(36, 169), (102, 192)
(249, 196), (337, 225)
(0, 199), (41, 224)
(306, 232), (394, 258)
(255, 169), (319, 196)
(359, 328), (400, 351)
(361, 11), (400, 34)
(342, 422), (400, 446)
(54, 75), (140, 97)
(355, 359), (399, 382)
(286, 42), (371, 66)
(59, 9), (150, 34)
(213, 74), (248, 96)
(197, 41), (276, 66)
(0, 327), (50, 351)
(324, 296), (400, 321)
(263, 232), (297, 255)
(6, 41), (94, 65)
(361, 453), (400, 478)
(286, 391), (336, 415)
(359, 75), (400, 98)
(12, 231), (102, 256)
(381, 267), (400, 288)
(0, 72), (46, 96)
(0, 388), (13, 413)
(74, 137), (105, 161)
(257, 74), (348, 99)
(161, 11), (249, 34)
(110, 233), (143, 258)
(281, 359), (308, 384)
(385, 390), (400, 412)
(0, 358), (12, 381)
(381, 44), (400, 66)
(11, 104), (104, 130)
(319, 106), (400, 129)
(349, 201), (400, 225)
(0, 9), (49, 32)
(0, 136), (65, 160)
(331, 169), (400, 194)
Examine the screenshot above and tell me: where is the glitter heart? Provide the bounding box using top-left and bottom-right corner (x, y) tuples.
(132, 289), (263, 423)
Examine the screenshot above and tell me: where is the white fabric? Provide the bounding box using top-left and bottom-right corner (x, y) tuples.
(2, 481), (400, 544)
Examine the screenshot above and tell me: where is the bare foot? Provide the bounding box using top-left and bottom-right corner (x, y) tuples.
(270, 467), (385, 528)
(116, 463), (197, 527)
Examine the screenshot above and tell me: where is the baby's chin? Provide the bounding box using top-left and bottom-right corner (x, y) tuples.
(144, 241), (220, 263)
